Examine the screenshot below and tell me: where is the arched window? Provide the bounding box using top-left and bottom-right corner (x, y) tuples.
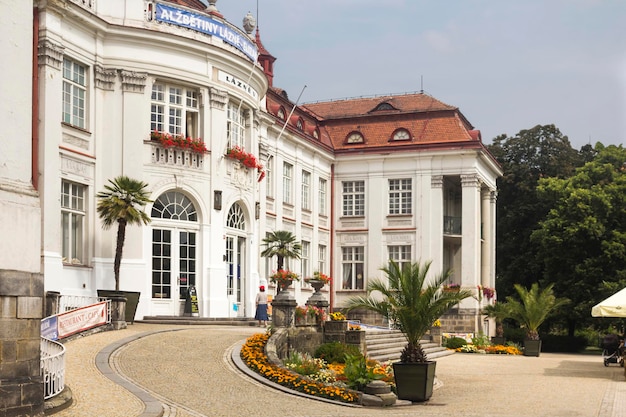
(227, 203), (246, 230)
(151, 191), (197, 221)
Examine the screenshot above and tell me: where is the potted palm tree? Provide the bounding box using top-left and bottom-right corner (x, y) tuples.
(345, 260), (472, 402)
(261, 230), (301, 295)
(96, 176), (152, 323)
(506, 283), (568, 357)
(482, 301), (511, 345)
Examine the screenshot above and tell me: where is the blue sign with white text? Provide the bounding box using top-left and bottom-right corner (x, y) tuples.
(41, 316), (58, 341)
(155, 4), (258, 62)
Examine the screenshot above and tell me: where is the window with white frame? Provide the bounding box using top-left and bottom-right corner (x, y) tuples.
(342, 181), (365, 216)
(388, 245), (411, 271)
(227, 102), (246, 149)
(301, 241), (310, 285)
(61, 180), (85, 264)
(318, 244), (326, 275)
(62, 58), (87, 129)
(301, 170), (311, 210)
(151, 83), (199, 138)
(389, 179), (412, 215)
(266, 156), (274, 197)
(342, 247), (364, 290)
(283, 162), (293, 204)
(318, 178), (327, 215)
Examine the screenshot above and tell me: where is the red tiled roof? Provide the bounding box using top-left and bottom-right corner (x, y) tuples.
(302, 93), (456, 119)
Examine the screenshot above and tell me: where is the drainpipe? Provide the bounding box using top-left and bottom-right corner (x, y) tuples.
(32, 7), (39, 190)
(329, 163), (335, 312)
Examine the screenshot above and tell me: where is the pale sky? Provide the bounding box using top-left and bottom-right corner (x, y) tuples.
(214, 0), (625, 149)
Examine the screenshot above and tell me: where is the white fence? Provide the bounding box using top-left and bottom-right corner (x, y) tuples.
(40, 337), (66, 399)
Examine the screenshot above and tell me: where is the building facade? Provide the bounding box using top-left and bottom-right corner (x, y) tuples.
(31, 0), (502, 329)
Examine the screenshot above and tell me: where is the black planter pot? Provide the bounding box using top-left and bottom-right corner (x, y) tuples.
(491, 336), (505, 345)
(524, 339), (542, 357)
(392, 361), (436, 402)
(98, 290), (140, 324)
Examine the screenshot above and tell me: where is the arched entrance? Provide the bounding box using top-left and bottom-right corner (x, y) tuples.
(225, 203), (247, 317)
(150, 191), (199, 316)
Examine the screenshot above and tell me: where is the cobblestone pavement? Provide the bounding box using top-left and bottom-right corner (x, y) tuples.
(53, 324), (625, 417)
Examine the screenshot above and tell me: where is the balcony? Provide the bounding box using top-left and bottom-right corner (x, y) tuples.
(150, 142), (205, 170)
(443, 216), (462, 235)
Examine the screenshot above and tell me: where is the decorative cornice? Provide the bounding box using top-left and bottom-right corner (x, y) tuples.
(94, 65), (116, 90)
(431, 175), (444, 188)
(209, 87), (228, 110)
(38, 39), (64, 69)
(461, 174), (480, 188)
(119, 70), (148, 93)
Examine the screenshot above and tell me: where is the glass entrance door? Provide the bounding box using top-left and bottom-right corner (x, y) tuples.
(225, 235), (245, 316)
(152, 229), (196, 313)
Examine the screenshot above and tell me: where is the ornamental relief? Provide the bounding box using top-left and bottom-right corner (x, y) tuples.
(226, 159), (252, 191)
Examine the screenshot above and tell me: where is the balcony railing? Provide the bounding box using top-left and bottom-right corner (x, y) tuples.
(41, 337), (66, 399)
(443, 216), (462, 235)
(150, 142), (205, 170)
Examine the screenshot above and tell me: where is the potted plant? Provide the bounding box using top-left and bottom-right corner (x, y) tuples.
(96, 176), (152, 323)
(305, 271), (331, 294)
(345, 260), (472, 402)
(506, 283), (568, 357)
(482, 301), (510, 345)
(269, 269), (300, 291)
(261, 230), (302, 294)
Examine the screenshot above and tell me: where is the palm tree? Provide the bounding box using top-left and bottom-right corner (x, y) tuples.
(506, 282), (568, 340)
(260, 230), (301, 271)
(482, 301), (511, 339)
(97, 176), (152, 291)
(345, 260), (472, 363)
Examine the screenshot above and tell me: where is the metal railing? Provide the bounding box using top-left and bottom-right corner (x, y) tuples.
(58, 295), (102, 313)
(41, 337), (66, 399)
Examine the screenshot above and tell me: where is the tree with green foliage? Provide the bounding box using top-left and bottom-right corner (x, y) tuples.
(97, 176), (152, 291)
(506, 283), (568, 340)
(487, 124), (583, 298)
(345, 260), (472, 363)
(260, 230), (302, 271)
(531, 144), (626, 335)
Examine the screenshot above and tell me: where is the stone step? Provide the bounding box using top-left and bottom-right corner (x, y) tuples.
(365, 328), (454, 362)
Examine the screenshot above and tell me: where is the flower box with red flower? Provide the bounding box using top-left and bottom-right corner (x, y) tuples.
(225, 146), (266, 181)
(151, 130), (208, 153)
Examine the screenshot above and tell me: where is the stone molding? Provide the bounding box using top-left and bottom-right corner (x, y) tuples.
(38, 39), (64, 69)
(119, 70), (148, 93)
(94, 65), (117, 90)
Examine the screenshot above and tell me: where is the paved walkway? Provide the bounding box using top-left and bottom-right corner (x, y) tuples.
(52, 324), (626, 417)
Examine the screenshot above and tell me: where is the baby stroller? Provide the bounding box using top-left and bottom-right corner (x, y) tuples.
(601, 334), (624, 367)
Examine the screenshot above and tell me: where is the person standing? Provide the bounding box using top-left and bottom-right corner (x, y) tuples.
(255, 285), (269, 326)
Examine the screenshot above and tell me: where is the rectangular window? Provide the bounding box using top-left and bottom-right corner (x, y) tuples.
(301, 170), (311, 210)
(318, 244), (326, 275)
(342, 181), (365, 216)
(227, 102), (245, 149)
(61, 180), (85, 264)
(151, 83), (199, 139)
(318, 178), (327, 215)
(283, 162), (293, 204)
(266, 156), (274, 197)
(388, 245), (411, 271)
(389, 179), (412, 215)
(341, 247), (364, 290)
(62, 58), (87, 129)
(301, 241), (310, 286)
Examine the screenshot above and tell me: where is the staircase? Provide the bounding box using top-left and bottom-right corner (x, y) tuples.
(365, 328), (454, 362)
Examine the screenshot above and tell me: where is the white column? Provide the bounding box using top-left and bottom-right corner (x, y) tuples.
(460, 174), (481, 309)
(429, 175), (444, 272)
(481, 188), (492, 289)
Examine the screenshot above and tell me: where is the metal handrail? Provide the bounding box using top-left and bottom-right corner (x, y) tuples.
(40, 337), (66, 399)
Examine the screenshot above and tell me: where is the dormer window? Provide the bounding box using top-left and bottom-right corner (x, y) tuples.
(374, 102), (394, 111)
(313, 129), (320, 140)
(296, 118), (304, 131)
(392, 129), (411, 141)
(346, 132), (364, 144)
(277, 107), (285, 120)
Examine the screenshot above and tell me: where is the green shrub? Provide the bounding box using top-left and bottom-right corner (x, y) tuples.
(314, 342), (360, 364)
(471, 333), (491, 348)
(503, 327), (526, 344)
(444, 337), (467, 349)
(343, 353), (383, 391)
(283, 351), (324, 376)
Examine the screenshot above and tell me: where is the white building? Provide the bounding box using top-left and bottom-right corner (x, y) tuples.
(32, 0), (502, 331)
